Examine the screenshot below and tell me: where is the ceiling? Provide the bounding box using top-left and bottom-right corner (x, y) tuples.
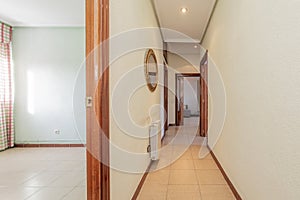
(0, 0), (214, 54)
(167, 42), (201, 55)
(0, 0), (84, 27)
(152, 0), (216, 54)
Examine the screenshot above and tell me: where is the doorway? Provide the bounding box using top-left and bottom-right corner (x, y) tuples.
(175, 50), (208, 137)
(175, 73), (201, 127)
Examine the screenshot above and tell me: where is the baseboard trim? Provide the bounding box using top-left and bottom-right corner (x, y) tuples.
(168, 123), (176, 126)
(15, 144), (85, 148)
(208, 146), (242, 200)
(131, 161), (153, 200)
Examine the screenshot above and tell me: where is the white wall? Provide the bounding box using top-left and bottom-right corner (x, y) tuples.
(184, 77), (199, 116)
(202, 0), (300, 199)
(167, 53), (200, 124)
(110, 0), (163, 199)
(13, 27), (86, 144)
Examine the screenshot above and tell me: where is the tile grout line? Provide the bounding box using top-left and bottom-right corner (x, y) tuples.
(192, 146), (203, 200)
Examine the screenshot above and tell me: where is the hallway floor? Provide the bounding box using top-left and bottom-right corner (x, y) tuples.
(0, 118), (235, 200)
(0, 147), (86, 200)
(137, 117), (236, 200)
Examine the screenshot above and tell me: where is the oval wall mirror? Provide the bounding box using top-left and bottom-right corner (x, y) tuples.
(144, 49), (158, 92)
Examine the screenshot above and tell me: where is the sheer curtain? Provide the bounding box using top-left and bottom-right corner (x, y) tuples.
(0, 22), (14, 151)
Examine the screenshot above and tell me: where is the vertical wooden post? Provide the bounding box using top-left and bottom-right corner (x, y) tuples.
(200, 50), (208, 137)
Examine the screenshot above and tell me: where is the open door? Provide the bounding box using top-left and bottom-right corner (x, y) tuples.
(86, 0), (110, 199)
(200, 50), (208, 137)
(176, 76), (184, 126)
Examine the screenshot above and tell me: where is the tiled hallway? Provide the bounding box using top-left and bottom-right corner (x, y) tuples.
(137, 117), (236, 200)
(0, 118), (235, 200)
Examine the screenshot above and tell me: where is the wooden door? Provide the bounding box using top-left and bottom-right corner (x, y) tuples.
(176, 76), (184, 126)
(200, 51), (208, 137)
(86, 0), (110, 199)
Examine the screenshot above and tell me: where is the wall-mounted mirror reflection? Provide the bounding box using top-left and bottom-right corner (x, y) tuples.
(144, 49), (158, 92)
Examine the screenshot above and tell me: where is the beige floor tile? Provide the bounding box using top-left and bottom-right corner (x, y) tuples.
(137, 193), (167, 200)
(141, 182), (168, 193)
(191, 148), (212, 160)
(78, 179), (86, 186)
(167, 191), (201, 200)
(138, 183), (168, 200)
(193, 159), (218, 170)
(169, 170), (198, 185)
(167, 185), (201, 200)
(200, 153), (213, 160)
(0, 186), (40, 200)
(172, 149), (193, 160)
(170, 159), (195, 170)
(49, 171), (85, 187)
(146, 170), (170, 184)
(0, 148), (86, 200)
(172, 145), (191, 156)
(200, 185), (236, 200)
(62, 187), (87, 200)
(26, 187), (74, 200)
(49, 160), (85, 171)
(22, 172), (64, 187)
(196, 170), (227, 185)
(0, 172), (39, 186)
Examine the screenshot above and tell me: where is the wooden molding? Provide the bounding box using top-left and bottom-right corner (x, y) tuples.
(131, 161), (153, 200)
(208, 147), (243, 200)
(168, 123), (176, 127)
(14, 144), (85, 148)
(86, 0), (110, 199)
(200, 51), (208, 137)
(176, 73), (201, 77)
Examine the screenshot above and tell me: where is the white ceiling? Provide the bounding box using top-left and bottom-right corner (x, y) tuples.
(0, 0), (85, 27)
(153, 0), (216, 54)
(167, 42), (201, 55)
(0, 0), (214, 54)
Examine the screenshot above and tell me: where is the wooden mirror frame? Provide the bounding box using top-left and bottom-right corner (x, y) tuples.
(144, 49), (158, 92)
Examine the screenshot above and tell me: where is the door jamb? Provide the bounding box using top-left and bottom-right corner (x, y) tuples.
(86, 0), (110, 199)
(163, 50), (168, 132)
(200, 51), (208, 137)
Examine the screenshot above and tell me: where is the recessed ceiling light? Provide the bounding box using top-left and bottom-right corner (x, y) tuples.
(194, 45), (198, 49)
(180, 7), (188, 14)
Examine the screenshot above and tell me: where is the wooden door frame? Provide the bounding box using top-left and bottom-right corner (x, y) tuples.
(163, 61), (168, 132)
(86, 0), (110, 200)
(175, 73), (201, 126)
(200, 51), (208, 137)
(163, 48), (168, 132)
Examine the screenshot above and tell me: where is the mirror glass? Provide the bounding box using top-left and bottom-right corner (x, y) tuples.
(144, 49), (158, 92)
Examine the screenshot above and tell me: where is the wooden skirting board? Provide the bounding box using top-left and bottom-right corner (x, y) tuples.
(208, 146), (243, 200)
(14, 144), (85, 148)
(131, 161), (153, 200)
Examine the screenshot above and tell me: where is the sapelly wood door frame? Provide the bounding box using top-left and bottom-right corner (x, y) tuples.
(200, 50), (208, 137)
(86, 0), (110, 199)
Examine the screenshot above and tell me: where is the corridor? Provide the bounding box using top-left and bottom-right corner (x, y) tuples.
(137, 118), (236, 200)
